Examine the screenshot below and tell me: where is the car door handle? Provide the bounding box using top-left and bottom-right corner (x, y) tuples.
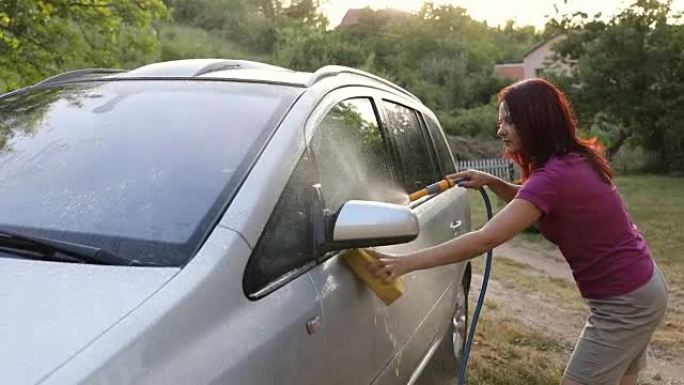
(449, 220), (463, 234)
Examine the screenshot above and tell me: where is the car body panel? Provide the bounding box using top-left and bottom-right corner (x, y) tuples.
(372, 278), (456, 385)
(0, 258), (178, 385)
(42, 227), (325, 385)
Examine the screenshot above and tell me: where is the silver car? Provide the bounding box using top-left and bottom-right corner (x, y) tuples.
(0, 59), (472, 385)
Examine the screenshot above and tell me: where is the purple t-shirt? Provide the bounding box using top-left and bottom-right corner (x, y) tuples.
(515, 152), (654, 299)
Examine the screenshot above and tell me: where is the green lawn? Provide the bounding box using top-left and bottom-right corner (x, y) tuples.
(615, 175), (684, 288)
(467, 312), (567, 385)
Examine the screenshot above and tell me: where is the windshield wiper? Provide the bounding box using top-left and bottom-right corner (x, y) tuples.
(0, 228), (153, 266)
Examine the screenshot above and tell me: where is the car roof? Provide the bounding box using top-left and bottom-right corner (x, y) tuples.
(29, 59), (421, 103)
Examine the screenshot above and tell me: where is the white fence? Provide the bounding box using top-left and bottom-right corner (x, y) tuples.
(457, 158), (516, 182)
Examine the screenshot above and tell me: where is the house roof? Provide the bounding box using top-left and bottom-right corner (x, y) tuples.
(522, 35), (564, 59)
(338, 8), (411, 28)
(494, 64), (524, 81)
(339, 8), (364, 27)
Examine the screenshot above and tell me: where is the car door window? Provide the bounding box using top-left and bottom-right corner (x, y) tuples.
(312, 98), (404, 212)
(244, 97), (402, 297)
(424, 115), (457, 175)
(382, 101), (437, 192)
(243, 152), (314, 297)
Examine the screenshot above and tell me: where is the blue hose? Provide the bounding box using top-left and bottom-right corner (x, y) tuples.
(457, 187), (494, 385)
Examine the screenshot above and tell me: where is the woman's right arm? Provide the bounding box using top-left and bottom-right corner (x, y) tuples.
(447, 169), (520, 203)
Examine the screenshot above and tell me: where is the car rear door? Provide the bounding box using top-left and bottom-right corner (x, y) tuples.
(373, 97), (470, 381)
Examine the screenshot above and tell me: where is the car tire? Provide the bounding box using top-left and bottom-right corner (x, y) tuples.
(446, 262), (471, 366)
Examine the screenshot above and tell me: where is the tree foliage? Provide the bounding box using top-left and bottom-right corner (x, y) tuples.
(0, 0), (168, 91)
(167, 0), (326, 54)
(548, 0), (684, 170)
(270, 4), (538, 136)
(0, 0), (541, 140)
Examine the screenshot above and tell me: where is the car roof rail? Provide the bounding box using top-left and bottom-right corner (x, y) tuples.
(35, 69), (125, 86)
(307, 65), (421, 102)
(124, 59), (291, 78)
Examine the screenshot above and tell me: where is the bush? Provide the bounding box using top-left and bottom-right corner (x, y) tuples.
(611, 141), (660, 174)
(445, 135), (502, 160)
(438, 104), (497, 137)
(158, 24), (262, 62)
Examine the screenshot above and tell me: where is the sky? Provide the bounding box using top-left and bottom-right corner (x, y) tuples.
(321, 0), (684, 29)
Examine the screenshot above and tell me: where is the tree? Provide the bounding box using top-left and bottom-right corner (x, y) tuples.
(272, 3), (539, 137)
(548, 0), (684, 170)
(0, 0), (169, 92)
(167, 0), (326, 55)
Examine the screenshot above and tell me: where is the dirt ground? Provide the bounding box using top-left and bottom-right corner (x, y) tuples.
(417, 239), (684, 385)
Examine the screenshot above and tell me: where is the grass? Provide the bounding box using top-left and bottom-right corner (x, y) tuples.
(468, 187), (499, 230)
(466, 304), (567, 385)
(614, 175), (684, 288)
(471, 256), (585, 311)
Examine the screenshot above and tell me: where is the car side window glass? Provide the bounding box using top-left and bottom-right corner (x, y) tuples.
(244, 98), (406, 297)
(382, 100), (437, 191)
(243, 152), (314, 297)
(312, 98), (405, 212)
(424, 116), (456, 175)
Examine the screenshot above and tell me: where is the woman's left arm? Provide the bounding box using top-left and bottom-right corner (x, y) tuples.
(371, 199), (542, 282)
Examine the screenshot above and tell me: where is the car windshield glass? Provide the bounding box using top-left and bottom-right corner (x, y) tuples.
(0, 80), (300, 266)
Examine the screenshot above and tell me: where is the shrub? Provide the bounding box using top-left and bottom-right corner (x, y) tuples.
(438, 104), (497, 137)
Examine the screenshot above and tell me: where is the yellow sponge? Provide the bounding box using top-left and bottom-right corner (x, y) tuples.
(342, 249), (405, 305)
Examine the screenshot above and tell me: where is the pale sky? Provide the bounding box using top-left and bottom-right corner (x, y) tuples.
(321, 0), (684, 29)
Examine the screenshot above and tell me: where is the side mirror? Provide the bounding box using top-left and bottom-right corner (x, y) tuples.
(334, 200), (419, 242)
(320, 200), (419, 252)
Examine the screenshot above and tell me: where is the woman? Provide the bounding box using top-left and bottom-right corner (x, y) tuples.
(371, 78), (668, 385)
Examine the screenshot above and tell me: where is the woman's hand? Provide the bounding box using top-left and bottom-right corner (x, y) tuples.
(369, 251), (417, 283)
(447, 169), (495, 189)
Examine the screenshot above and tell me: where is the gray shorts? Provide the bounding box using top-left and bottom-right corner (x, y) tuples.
(564, 263), (668, 385)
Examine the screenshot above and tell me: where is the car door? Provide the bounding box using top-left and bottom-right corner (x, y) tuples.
(304, 89), (409, 385)
(421, 111), (470, 245)
(240, 145), (330, 385)
(374, 98), (470, 381)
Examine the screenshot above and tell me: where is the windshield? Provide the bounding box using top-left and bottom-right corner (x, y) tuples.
(0, 80), (301, 266)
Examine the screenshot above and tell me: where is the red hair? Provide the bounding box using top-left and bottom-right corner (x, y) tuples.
(498, 78), (612, 182)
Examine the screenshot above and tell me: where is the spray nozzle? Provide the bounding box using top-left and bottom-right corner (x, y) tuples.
(409, 178), (463, 202)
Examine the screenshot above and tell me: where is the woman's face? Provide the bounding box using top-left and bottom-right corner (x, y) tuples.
(497, 102), (522, 153)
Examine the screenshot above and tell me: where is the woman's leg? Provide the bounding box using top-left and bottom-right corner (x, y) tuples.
(619, 373), (638, 385)
(618, 344), (647, 385)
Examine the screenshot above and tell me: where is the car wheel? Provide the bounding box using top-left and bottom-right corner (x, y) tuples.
(447, 262), (470, 365)
(415, 263), (471, 384)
